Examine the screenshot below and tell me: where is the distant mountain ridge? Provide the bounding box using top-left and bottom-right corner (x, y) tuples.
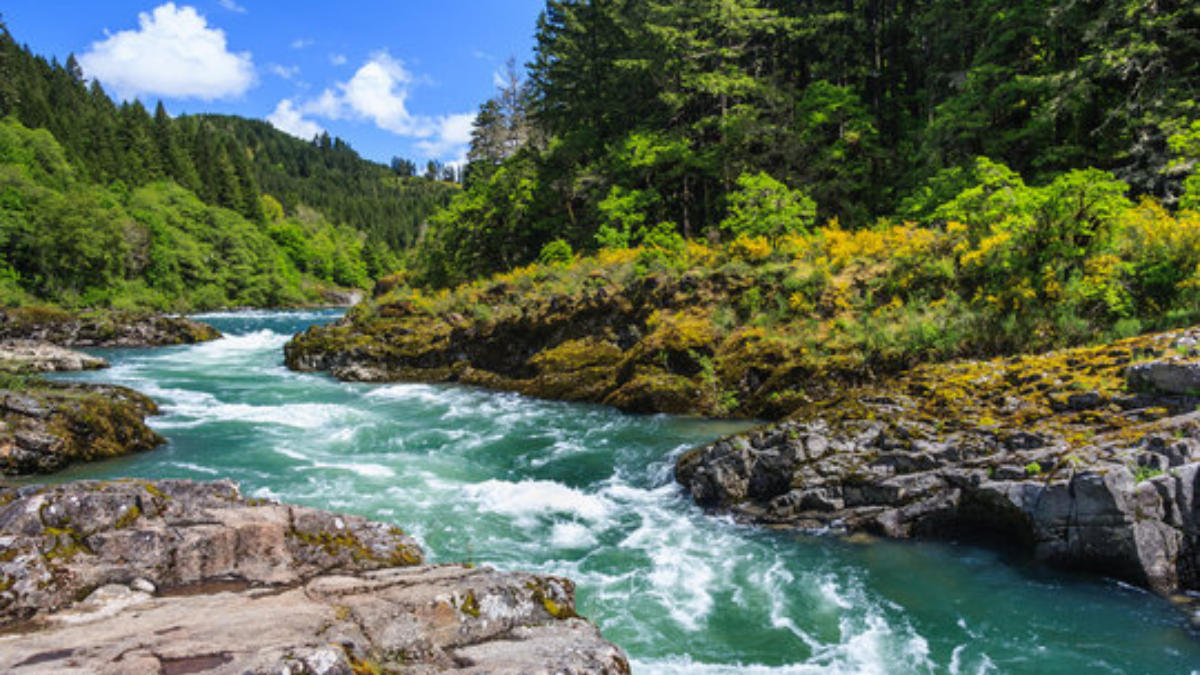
(0, 20), (455, 310)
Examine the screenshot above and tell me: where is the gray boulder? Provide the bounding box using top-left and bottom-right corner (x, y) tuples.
(0, 480), (630, 674)
(1127, 359), (1200, 395)
(0, 341), (107, 372)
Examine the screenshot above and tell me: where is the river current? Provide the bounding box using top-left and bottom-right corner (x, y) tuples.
(40, 310), (1200, 673)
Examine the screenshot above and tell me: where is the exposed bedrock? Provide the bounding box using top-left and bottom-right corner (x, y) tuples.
(677, 416), (1200, 602)
(0, 308), (220, 348)
(0, 341), (107, 373)
(0, 479), (630, 674)
(0, 383), (163, 476)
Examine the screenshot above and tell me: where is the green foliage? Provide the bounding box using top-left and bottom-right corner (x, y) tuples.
(0, 29), (453, 284)
(1132, 464), (1164, 483)
(0, 117), (371, 310)
(418, 0), (1199, 285)
(720, 172), (816, 241)
(195, 115), (457, 252)
(538, 239), (574, 265)
(1168, 119), (1200, 211)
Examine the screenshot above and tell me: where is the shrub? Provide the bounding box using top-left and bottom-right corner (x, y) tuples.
(538, 239), (574, 265)
(721, 172), (816, 241)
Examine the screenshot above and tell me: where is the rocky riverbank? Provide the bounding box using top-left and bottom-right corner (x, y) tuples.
(285, 270), (832, 419)
(0, 307), (221, 347)
(286, 263), (1200, 614)
(0, 479), (629, 673)
(0, 341), (107, 373)
(676, 327), (1200, 618)
(0, 380), (163, 476)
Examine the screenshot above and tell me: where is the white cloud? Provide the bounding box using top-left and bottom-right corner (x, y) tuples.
(416, 113), (476, 163)
(218, 0), (246, 13)
(281, 51), (475, 161)
(302, 89), (343, 118)
(79, 3), (254, 100)
(291, 38), (313, 49)
(329, 53), (347, 66)
(267, 99), (324, 140)
(267, 63), (299, 80)
(339, 52), (433, 136)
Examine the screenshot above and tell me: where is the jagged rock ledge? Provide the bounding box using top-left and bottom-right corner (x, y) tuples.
(284, 272), (843, 419)
(0, 341), (108, 373)
(0, 479), (630, 674)
(0, 307), (220, 347)
(0, 382), (163, 476)
(676, 328), (1200, 623)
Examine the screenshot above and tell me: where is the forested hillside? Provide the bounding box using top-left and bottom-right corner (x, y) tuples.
(0, 117), (376, 309)
(195, 115), (458, 253)
(419, 0), (1200, 285)
(0, 21), (460, 310)
(0, 27), (456, 248)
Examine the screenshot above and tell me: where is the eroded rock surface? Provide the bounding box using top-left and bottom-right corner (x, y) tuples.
(0, 383), (163, 476)
(0, 341), (107, 373)
(1128, 360), (1200, 395)
(0, 479), (630, 674)
(677, 329), (1200, 613)
(0, 308), (220, 347)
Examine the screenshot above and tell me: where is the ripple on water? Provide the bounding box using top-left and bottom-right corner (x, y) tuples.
(38, 310), (1200, 675)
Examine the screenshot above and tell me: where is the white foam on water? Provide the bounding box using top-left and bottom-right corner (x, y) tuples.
(791, 613), (929, 675)
(184, 329), (291, 361)
(196, 309), (336, 321)
(544, 438), (593, 461)
(614, 498), (729, 631)
(549, 521), (598, 549)
(818, 578), (855, 612)
(169, 461), (221, 475)
(462, 479), (613, 528)
(757, 561), (821, 650)
(365, 383), (452, 405)
(632, 649), (932, 675)
(949, 645), (966, 674)
(272, 445), (310, 461)
(167, 401), (358, 430)
(311, 461), (396, 479)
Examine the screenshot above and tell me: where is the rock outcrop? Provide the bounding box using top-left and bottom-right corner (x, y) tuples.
(1128, 359), (1200, 396)
(0, 341), (107, 373)
(285, 270), (834, 419)
(0, 479), (630, 674)
(677, 329), (1200, 616)
(0, 307), (220, 347)
(0, 382), (164, 476)
(320, 288), (364, 307)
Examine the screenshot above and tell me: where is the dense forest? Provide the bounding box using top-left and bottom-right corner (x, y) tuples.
(0, 116), (375, 309)
(193, 116), (457, 253)
(418, 0), (1200, 285)
(0, 22), (457, 309)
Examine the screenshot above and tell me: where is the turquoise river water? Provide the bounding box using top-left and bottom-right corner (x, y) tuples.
(37, 310), (1200, 673)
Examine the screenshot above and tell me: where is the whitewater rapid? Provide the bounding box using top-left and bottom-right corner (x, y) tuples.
(41, 310), (1200, 674)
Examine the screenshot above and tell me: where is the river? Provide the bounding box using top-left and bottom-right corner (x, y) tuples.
(41, 310), (1200, 673)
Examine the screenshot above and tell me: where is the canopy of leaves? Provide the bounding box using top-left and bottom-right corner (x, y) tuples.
(413, 0), (1199, 285)
(0, 117), (375, 310)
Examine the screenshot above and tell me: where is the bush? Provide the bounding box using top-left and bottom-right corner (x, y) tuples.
(538, 239), (574, 265)
(721, 172), (817, 241)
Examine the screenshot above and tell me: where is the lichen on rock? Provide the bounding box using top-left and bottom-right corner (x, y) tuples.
(674, 327), (1200, 619)
(0, 479), (630, 674)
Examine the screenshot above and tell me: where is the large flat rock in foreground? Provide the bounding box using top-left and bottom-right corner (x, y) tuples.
(0, 479), (629, 674)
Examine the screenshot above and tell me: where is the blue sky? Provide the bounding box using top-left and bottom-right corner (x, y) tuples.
(4, 1), (546, 165)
